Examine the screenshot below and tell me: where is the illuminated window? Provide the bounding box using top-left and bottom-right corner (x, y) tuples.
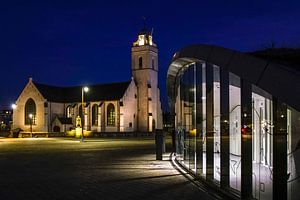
(25, 98), (36, 125)
(92, 104), (98, 126)
(107, 103), (115, 126)
(66, 105), (72, 118)
(139, 57), (143, 69)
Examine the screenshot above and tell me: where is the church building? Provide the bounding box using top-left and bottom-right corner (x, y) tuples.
(12, 29), (163, 133)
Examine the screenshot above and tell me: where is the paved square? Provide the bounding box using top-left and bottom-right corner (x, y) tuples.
(0, 138), (216, 200)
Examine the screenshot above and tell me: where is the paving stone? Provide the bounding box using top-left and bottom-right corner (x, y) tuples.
(0, 138), (216, 200)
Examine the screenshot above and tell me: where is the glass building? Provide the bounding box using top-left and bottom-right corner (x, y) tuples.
(167, 45), (300, 200)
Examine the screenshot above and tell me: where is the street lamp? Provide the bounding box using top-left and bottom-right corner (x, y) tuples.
(29, 113), (33, 137)
(11, 104), (17, 110)
(81, 86), (89, 142)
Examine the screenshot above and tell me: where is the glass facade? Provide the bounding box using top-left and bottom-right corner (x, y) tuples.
(172, 61), (300, 199)
(229, 73), (241, 191)
(287, 107), (300, 200)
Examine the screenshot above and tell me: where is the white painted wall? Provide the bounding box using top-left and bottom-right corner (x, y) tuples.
(120, 79), (137, 132)
(12, 80), (47, 132)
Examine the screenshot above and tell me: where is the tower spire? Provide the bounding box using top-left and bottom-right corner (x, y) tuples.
(133, 18), (156, 47)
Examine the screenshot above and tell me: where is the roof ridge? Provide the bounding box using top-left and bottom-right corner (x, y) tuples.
(33, 80), (131, 89)
(32, 80), (132, 103)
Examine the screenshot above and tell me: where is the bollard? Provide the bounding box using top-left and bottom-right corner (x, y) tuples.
(155, 129), (164, 160)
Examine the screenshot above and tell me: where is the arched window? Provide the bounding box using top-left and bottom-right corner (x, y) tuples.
(25, 98), (36, 125)
(66, 105), (72, 118)
(92, 104), (98, 126)
(79, 105), (84, 126)
(107, 103), (115, 126)
(139, 57), (143, 69)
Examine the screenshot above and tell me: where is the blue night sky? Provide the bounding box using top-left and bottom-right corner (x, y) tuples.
(1, 0), (300, 110)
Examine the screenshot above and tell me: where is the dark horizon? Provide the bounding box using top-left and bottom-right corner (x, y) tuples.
(1, 0), (300, 110)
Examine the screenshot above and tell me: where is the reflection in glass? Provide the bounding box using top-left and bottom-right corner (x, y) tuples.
(287, 107), (300, 200)
(229, 73), (241, 191)
(172, 60), (300, 200)
(252, 86), (273, 199)
(214, 65), (221, 181)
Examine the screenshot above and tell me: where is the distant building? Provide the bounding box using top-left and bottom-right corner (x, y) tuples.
(12, 29), (162, 133)
(0, 109), (13, 130)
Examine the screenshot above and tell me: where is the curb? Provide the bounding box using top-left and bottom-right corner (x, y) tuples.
(170, 153), (239, 200)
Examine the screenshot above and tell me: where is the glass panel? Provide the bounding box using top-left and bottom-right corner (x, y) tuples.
(189, 63), (196, 172)
(202, 64), (207, 176)
(175, 76), (184, 163)
(180, 64), (196, 170)
(175, 64), (193, 169)
(252, 86), (273, 199)
(213, 65), (221, 181)
(174, 63), (200, 173)
(229, 73), (241, 191)
(287, 107), (300, 200)
(196, 62), (204, 176)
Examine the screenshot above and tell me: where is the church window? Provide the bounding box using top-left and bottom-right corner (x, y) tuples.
(25, 98), (36, 125)
(139, 57), (143, 69)
(66, 105), (72, 118)
(107, 103), (115, 126)
(79, 105), (84, 126)
(92, 104), (98, 126)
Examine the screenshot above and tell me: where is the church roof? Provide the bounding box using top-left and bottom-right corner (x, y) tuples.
(33, 81), (131, 103)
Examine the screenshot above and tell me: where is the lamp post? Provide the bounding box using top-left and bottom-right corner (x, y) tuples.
(81, 86), (89, 142)
(29, 113), (33, 137)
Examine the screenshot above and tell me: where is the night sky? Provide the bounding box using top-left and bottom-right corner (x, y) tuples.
(1, 0), (300, 110)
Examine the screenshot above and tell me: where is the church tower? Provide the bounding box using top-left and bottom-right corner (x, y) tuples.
(131, 28), (162, 132)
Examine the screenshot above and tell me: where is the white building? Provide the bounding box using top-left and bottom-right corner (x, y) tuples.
(12, 29), (163, 133)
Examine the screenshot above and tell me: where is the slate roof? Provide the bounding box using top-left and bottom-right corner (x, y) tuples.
(33, 81), (131, 103)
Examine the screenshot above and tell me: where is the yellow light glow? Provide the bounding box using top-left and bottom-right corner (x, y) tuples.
(149, 36), (153, 45)
(138, 35), (145, 46)
(189, 129), (197, 136)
